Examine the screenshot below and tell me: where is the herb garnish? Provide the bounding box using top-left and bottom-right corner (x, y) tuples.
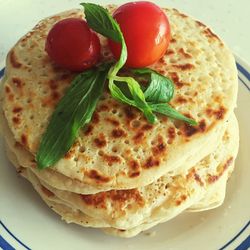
(81, 3), (196, 125)
(36, 64), (111, 169)
(82, 3), (156, 123)
(37, 3), (196, 169)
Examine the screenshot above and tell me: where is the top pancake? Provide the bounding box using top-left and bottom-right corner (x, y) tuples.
(1, 6), (238, 191)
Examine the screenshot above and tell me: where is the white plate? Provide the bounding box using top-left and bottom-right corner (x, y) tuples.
(0, 4), (250, 250)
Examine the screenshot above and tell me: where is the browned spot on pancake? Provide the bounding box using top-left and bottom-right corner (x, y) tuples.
(92, 112), (100, 124)
(199, 119), (206, 132)
(10, 50), (22, 68)
(141, 124), (153, 131)
(129, 172), (140, 178)
(208, 174), (220, 183)
(49, 80), (58, 90)
(85, 170), (110, 183)
(182, 123), (199, 137)
(159, 57), (166, 64)
(81, 189), (144, 209)
(94, 133), (107, 148)
(124, 149), (132, 156)
(110, 189), (144, 206)
(166, 49), (174, 55)
(208, 157), (233, 184)
(21, 134), (28, 146)
(194, 173), (204, 186)
(51, 91), (60, 101)
(133, 131), (145, 143)
(129, 160), (139, 170)
(167, 127), (176, 144)
(112, 128), (126, 138)
(175, 96), (187, 104)
(101, 152), (121, 166)
(158, 69), (165, 75)
(176, 195), (187, 206)
(41, 186), (54, 197)
(5, 86), (11, 93)
(64, 147), (76, 159)
(81, 192), (107, 209)
(128, 160), (141, 178)
(105, 117), (120, 126)
(13, 107), (23, 113)
(168, 72), (184, 88)
(12, 116), (21, 125)
(206, 106), (226, 120)
(170, 38), (176, 43)
(143, 156), (160, 169)
(98, 104), (109, 112)
(186, 168), (195, 180)
(12, 77), (22, 88)
(196, 20), (206, 28)
(206, 108), (213, 117)
(214, 107), (226, 120)
(184, 113), (195, 120)
(152, 136), (167, 156)
(124, 106), (136, 121)
(178, 48), (192, 58)
(84, 125), (93, 135)
(181, 115), (207, 137)
(172, 63), (194, 70)
(213, 95), (222, 103)
(203, 28), (220, 41)
(42, 91), (60, 107)
(8, 94), (14, 102)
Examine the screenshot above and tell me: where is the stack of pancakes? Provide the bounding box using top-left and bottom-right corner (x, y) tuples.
(0, 6), (239, 237)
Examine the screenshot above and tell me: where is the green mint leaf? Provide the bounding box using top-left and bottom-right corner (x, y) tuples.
(132, 68), (174, 103)
(36, 64), (111, 169)
(82, 3), (156, 123)
(81, 3), (127, 73)
(80, 3), (122, 43)
(81, 3), (196, 126)
(149, 103), (198, 126)
(112, 75), (157, 123)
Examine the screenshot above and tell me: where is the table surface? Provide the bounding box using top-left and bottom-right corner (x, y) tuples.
(0, 0), (249, 65)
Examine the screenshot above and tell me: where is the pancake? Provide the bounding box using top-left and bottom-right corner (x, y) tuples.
(188, 176), (228, 212)
(4, 113), (239, 233)
(6, 138), (237, 238)
(0, 6), (238, 193)
(0, 108), (228, 196)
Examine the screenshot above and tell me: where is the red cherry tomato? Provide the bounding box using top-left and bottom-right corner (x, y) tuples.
(108, 1), (171, 68)
(46, 18), (100, 72)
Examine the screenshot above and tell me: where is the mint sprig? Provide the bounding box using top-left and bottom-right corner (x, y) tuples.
(132, 68), (174, 103)
(82, 3), (196, 125)
(36, 64), (111, 169)
(81, 3), (157, 123)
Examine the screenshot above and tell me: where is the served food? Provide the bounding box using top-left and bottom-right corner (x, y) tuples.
(0, 2), (239, 238)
